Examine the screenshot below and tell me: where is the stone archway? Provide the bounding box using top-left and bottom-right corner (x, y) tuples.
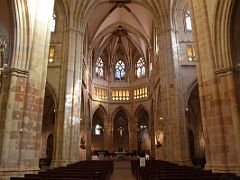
(135, 106), (150, 152)
(41, 85), (56, 166)
(46, 133), (54, 161)
(186, 85), (205, 167)
(91, 107), (107, 150)
(113, 110), (129, 152)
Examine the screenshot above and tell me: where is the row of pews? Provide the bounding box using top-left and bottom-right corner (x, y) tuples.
(131, 160), (238, 180)
(11, 160), (114, 180)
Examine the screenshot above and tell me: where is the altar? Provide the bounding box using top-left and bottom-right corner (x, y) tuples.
(115, 151), (128, 159)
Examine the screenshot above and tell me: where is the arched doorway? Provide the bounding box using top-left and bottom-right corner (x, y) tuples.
(41, 85), (56, 167)
(46, 133), (54, 161)
(136, 106), (150, 152)
(186, 85), (205, 167)
(113, 110), (129, 152)
(91, 107), (106, 150)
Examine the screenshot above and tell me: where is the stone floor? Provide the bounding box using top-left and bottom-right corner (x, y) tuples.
(110, 160), (136, 180)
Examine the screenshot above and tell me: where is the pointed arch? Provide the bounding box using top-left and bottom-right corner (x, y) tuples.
(92, 104), (107, 117)
(45, 82), (58, 108)
(111, 106), (130, 121)
(134, 104), (149, 117)
(112, 106), (130, 151)
(213, 0), (234, 70)
(185, 79), (198, 108)
(91, 104), (107, 150)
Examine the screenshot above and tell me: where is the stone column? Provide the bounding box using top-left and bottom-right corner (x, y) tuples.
(102, 113), (108, 149)
(107, 114), (113, 151)
(129, 116), (138, 152)
(189, 0), (240, 174)
(55, 29), (84, 166)
(0, 0), (54, 177)
(150, 99), (156, 159)
(155, 24), (191, 165)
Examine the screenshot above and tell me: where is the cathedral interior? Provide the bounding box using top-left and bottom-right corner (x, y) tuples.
(0, 0), (240, 178)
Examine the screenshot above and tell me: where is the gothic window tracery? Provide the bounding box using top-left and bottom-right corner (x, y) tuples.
(51, 12), (56, 32)
(95, 124), (102, 135)
(115, 60), (125, 80)
(185, 9), (192, 31)
(136, 57), (145, 78)
(96, 57), (104, 77)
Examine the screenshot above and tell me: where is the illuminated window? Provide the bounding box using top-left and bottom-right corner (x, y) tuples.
(95, 57), (104, 77)
(136, 57), (146, 78)
(112, 90), (129, 101)
(95, 124), (102, 135)
(51, 12), (56, 32)
(185, 9), (192, 31)
(94, 87), (107, 100)
(186, 45), (196, 62)
(48, 46), (55, 63)
(134, 87), (148, 99)
(115, 60), (125, 80)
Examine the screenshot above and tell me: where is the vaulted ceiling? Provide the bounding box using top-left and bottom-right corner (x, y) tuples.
(88, 0), (154, 63)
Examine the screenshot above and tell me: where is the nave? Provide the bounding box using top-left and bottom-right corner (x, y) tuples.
(1, 0), (240, 178)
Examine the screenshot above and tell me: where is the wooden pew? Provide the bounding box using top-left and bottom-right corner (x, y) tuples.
(11, 160), (114, 180)
(131, 160), (237, 180)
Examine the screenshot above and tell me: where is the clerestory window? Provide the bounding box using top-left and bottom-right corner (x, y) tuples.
(136, 57), (146, 78)
(51, 12), (56, 32)
(185, 9), (192, 31)
(96, 57), (104, 77)
(115, 60), (125, 80)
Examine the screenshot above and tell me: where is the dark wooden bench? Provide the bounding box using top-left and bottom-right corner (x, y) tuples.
(11, 160), (114, 180)
(131, 160), (238, 180)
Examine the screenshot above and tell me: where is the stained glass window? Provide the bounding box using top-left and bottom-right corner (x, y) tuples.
(136, 57), (145, 78)
(95, 124), (102, 135)
(51, 12), (56, 32)
(185, 9), (192, 31)
(115, 60), (125, 80)
(96, 57), (104, 77)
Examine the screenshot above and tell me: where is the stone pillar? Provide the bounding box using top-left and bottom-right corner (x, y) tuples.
(129, 116), (137, 152)
(150, 99), (156, 158)
(107, 114), (113, 151)
(155, 24), (191, 165)
(86, 125), (92, 160)
(189, 0), (240, 174)
(55, 30), (84, 166)
(0, 0), (54, 177)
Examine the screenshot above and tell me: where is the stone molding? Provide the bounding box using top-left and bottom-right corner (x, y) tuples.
(1, 67), (29, 78)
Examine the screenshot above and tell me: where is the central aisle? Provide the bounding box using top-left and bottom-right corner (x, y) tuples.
(110, 160), (136, 180)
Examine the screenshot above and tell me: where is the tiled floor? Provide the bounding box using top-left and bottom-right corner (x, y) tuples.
(110, 160), (136, 180)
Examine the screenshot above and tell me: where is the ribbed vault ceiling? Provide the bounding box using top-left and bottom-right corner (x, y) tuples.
(88, 0), (154, 61)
